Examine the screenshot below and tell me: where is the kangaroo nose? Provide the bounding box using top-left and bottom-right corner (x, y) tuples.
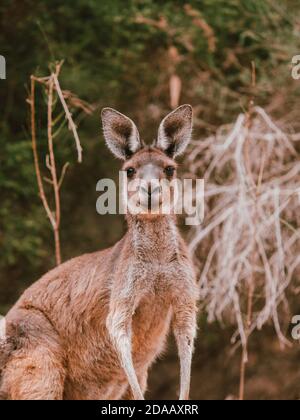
(140, 184), (161, 196)
(152, 185), (161, 195)
(140, 185), (151, 196)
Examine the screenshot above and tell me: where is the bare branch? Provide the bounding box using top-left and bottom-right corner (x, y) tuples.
(52, 72), (83, 163)
(29, 62), (87, 266)
(58, 162), (70, 190)
(47, 75), (61, 265)
(29, 76), (56, 230)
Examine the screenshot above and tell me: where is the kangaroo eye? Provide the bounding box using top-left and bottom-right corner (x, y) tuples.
(126, 167), (136, 178)
(164, 166), (175, 177)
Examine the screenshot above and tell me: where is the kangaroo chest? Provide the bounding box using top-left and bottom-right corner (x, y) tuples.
(131, 290), (172, 367)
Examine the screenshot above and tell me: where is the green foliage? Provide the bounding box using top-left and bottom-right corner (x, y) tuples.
(0, 131), (48, 268)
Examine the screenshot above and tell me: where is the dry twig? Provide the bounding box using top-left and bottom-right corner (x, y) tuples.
(28, 62), (91, 265)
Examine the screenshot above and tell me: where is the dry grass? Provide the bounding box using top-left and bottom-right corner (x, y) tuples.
(187, 106), (300, 356)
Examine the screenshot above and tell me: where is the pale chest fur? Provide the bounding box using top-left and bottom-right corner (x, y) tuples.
(131, 290), (172, 368)
(126, 218), (192, 367)
(130, 216), (180, 263)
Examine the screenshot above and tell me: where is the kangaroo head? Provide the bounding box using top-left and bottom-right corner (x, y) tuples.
(101, 105), (193, 217)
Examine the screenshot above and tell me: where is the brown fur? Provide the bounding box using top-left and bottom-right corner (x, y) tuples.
(0, 105), (199, 400)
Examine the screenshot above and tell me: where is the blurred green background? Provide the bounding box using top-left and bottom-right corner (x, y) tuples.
(1, 0), (300, 399)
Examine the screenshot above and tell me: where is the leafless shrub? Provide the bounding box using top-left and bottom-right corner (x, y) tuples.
(186, 106), (300, 397)
(28, 61), (95, 265)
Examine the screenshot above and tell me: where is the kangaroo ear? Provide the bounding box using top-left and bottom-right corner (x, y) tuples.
(156, 104), (193, 158)
(101, 108), (142, 160)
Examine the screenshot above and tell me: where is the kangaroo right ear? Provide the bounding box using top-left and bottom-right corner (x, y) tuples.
(156, 104), (193, 158)
(101, 108), (142, 160)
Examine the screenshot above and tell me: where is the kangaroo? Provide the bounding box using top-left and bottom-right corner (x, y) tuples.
(0, 104), (199, 400)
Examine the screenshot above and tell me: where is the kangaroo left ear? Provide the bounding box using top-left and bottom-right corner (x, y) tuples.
(101, 108), (142, 160)
(156, 104), (193, 158)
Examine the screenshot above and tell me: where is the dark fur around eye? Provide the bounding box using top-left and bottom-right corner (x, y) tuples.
(164, 166), (175, 177)
(126, 167), (136, 177)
